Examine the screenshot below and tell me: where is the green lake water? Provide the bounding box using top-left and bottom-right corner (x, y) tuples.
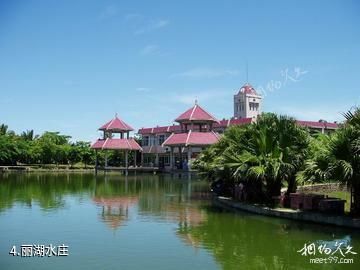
(0, 173), (359, 270)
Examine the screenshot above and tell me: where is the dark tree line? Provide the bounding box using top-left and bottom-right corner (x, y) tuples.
(0, 124), (95, 167)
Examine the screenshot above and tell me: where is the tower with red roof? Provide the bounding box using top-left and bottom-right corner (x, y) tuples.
(234, 83), (262, 119)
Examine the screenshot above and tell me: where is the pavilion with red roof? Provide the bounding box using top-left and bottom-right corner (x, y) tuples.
(162, 101), (221, 170)
(91, 114), (142, 170)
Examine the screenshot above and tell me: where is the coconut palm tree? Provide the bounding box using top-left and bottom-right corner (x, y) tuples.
(0, 124), (8, 135)
(20, 130), (36, 141)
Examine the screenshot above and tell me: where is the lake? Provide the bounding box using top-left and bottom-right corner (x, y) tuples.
(0, 173), (359, 269)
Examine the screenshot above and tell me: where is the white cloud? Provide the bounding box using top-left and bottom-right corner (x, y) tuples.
(124, 14), (169, 35)
(136, 87), (150, 92)
(139, 45), (159, 56)
(98, 6), (118, 20)
(171, 67), (240, 78)
(270, 106), (348, 122)
(151, 19), (169, 29)
(124, 13), (143, 21)
(139, 45), (169, 56)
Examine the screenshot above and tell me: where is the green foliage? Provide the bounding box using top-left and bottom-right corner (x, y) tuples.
(194, 113), (310, 202)
(299, 107), (360, 214)
(0, 124), (96, 167)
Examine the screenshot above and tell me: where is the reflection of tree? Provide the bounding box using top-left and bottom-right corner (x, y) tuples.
(0, 173), (95, 212)
(177, 208), (360, 270)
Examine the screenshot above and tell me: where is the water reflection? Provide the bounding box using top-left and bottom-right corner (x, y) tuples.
(93, 196), (138, 229)
(92, 174), (209, 230)
(0, 173), (95, 212)
(177, 206), (360, 269)
(0, 173), (359, 270)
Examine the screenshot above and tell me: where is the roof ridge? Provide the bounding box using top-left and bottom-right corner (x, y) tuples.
(107, 117), (116, 129)
(125, 138), (132, 149)
(162, 133), (174, 147)
(102, 138), (109, 150)
(189, 105), (197, 120)
(212, 130), (220, 139)
(118, 117), (130, 130)
(185, 130), (192, 146)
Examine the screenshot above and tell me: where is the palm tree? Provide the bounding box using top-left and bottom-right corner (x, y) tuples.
(328, 107), (360, 214)
(297, 133), (332, 184)
(222, 114), (308, 203)
(0, 124), (8, 135)
(21, 130), (35, 141)
(300, 107), (360, 215)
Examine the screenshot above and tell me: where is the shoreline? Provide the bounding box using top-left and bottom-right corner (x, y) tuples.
(214, 196), (360, 229)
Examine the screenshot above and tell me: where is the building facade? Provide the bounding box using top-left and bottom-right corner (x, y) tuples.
(234, 83), (262, 119)
(137, 83), (339, 170)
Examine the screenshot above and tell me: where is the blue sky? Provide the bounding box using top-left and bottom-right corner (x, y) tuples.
(0, 0), (359, 142)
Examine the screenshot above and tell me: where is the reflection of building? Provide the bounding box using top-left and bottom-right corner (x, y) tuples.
(137, 83), (339, 170)
(175, 206), (208, 249)
(93, 197), (138, 230)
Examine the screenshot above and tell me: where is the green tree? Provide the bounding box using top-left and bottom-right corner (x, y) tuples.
(301, 107), (360, 215)
(194, 113), (309, 203)
(75, 141), (95, 168)
(328, 108), (360, 214)
(67, 144), (81, 168)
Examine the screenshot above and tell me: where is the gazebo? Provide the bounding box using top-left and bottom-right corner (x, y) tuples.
(91, 115), (142, 170)
(162, 101), (220, 170)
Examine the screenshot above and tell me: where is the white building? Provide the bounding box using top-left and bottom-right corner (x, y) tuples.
(234, 83), (262, 119)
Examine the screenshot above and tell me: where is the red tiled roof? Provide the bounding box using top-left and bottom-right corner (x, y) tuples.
(213, 119), (230, 128)
(137, 118), (338, 135)
(238, 83), (258, 95)
(138, 118), (252, 134)
(175, 104), (219, 123)
(168, 125), (182, 132)
(230, 118), (253, 125)
(138, 127), (153, 134)
(138, 125), (182, 134)
(162, 133), (188, 146)
(296, 120), (338, 129)
(213, 118), (253, 128)
(162, 131), (220, 146)
(91, 138), (142, 150)
(99, 116), (134, 132)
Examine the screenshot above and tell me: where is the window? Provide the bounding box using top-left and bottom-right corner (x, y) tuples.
(158, 134), (165, 145)
(249, 102), (258, 111)
(151, 136), (156, 145)
(143, 136), (149, 146)
(239, 102), (244, 111)
(159, 156), (170, 165)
